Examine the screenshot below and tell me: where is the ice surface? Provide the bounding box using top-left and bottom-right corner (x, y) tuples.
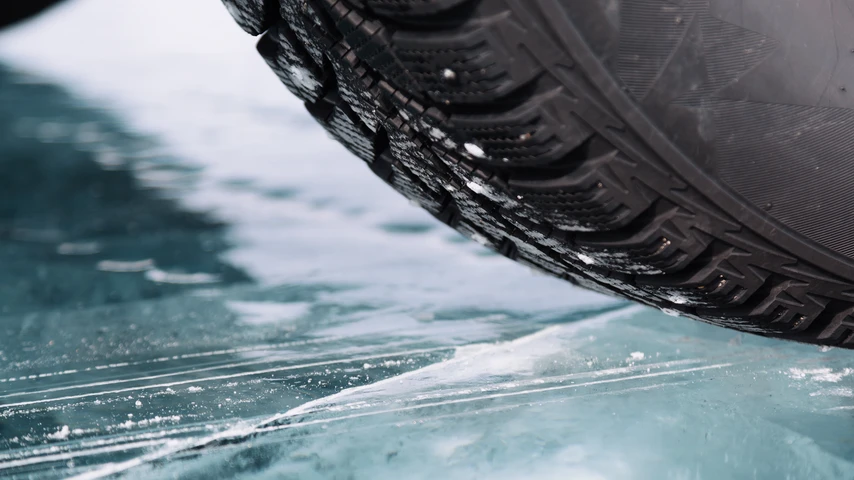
(0, 1), (853, 479)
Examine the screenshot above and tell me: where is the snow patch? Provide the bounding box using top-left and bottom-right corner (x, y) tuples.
(577, 254), (597, 266)
(145, 269), (221, 285)
(810, 387), (854, 397)
(433, 433), (481, 459)
(96, 259), (154, 273)
(464, 143), (486, 158)
(227, 301), (311, 326)
(789, 367), (854, 383)
(46, 425), (71, 440)
(288, 65), (321, 91)
(428, 127), (446, 141)
(57, 242), (101, 256)
(470, 233), (491, 247)
(284, 305), (643, 418)
(466, 180), (487, 195)
(666, 294), (688, 305)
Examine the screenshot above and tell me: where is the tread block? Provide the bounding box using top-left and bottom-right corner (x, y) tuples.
(447, 87), (594, 166)
(257, 22), (329, 103)
(307, 91), (379, 163)
(506, 143), (653, 232)
(575, 200), (712, 275)
(389, 27), (528, 105)
(327, 42), (387, 132)
(281, 0), (340, 67)
(221, 0), (278, 36)
(374, 150), (446, 213)
(364, 0), (474, 19)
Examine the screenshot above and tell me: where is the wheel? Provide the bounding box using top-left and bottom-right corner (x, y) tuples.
(220, 0), (854, 348)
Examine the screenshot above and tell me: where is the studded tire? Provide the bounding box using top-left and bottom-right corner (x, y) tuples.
(221, 0), (854, 348)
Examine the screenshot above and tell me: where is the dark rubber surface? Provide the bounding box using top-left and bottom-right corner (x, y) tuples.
(221, 0), (854, 347)
(0, 1), (65, 30)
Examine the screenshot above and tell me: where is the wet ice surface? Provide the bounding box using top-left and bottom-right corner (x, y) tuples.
(1, 1), (854, 479)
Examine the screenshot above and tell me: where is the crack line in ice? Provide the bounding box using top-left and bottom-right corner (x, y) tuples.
(309, 356), (724, 412)
(259, 380), (693, 438)
(0, 336), (344, 386)
(0, 423), (214, 463)
(0, 346), (454, 409)
(79, 339), (735, 480)
(0, 337), (455, 401)
(11, 377), (697, 473)
(2, 359), (289, 400)
(252, 362), (733, 436)
(1, 347), (382, 401)
(66, 305), (654, 480)
(0, 440), (167, 470)
(273, 305), (644, 420)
